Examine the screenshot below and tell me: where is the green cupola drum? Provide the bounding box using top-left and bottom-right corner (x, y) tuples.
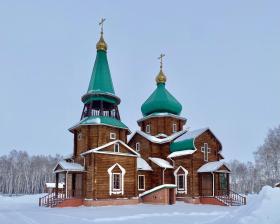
(80, 18), (121, 120)
(141, 54), (182, 116)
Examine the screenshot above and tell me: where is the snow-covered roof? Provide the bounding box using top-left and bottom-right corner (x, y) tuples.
(80, 140), (140, 157)
(128, 129), (188, 144)
(139, 184), (177, 197)
(63, 154), (73, 160)
(274, 182), (280, 187)
(174, 128), (208, 143)
(149, 157), (173, 169)
(197, 160), (230, 173)
(137, 158), (153, 171)
(167, 149), (195, 158)
(54, 161), (85, 173)
(45, 183), (64, 188)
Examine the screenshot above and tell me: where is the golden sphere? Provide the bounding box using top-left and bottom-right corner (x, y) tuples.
(156, 70), (167, 84)
(96, 35), (107, 51)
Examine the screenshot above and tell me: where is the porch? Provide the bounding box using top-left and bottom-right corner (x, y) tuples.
(197, 161), (246, 206)
(39, 161), (85, 207)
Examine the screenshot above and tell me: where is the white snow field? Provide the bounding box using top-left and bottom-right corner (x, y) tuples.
(0, 186), (279, 224)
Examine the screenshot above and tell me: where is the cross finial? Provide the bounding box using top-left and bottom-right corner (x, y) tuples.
(99, 18), (106, 35)
(158, 53), (165, 70)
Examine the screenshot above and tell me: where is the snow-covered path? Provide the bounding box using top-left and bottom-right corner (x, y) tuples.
(0, 186), (279, 224)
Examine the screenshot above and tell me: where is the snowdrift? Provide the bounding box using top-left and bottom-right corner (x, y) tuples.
(0, 186), (279, 224)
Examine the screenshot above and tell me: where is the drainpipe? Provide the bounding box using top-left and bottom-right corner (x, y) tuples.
(163, 168), (167, 184)
(212, 172), (215, 197)
(65, 171), (69, 198)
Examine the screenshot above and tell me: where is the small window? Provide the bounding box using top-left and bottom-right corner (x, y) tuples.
(178, 174), (185, 190)
(138, 175), (145, 190)
(114, 143), (120, 153)
(113, 173), (121, 190)
(146, 124), (151, 134)
(77, 132), (82, 141)
(136, 142), (140, 152)
(172, 123), (177, 133)
(110, 133), (116, 140)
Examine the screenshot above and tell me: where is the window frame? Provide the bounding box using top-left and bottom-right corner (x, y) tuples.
(172, 123), (177, 133)
(112, 173), (121, 191)
(110, 132), (116, 140)
(114, 143), (120, 153)
(138, 175), (145, 191)
(146, 124), (151, 134)
(135, 142), (141, 152)
(177, 174), (185, 191)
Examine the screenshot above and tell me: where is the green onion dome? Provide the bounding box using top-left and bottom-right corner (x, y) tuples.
(141, 69), (182, 116)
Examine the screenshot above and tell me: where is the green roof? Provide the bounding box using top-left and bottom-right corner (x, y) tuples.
(141, 83), (182, 116)
(170, 139), (195, 152)
(70, 116), (129, 131)
(170, 128), (209, 152)
(82, 50), (118, 104)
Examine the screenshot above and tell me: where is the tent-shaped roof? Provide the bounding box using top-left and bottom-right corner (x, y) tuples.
(81, 35), (120, 105)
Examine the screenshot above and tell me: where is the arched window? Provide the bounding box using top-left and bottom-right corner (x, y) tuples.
(174, 166), (188, 194)
(107, 163), (126, 195)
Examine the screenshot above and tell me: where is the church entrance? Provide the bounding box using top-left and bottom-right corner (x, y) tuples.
(200, 173), (213, 196)
(71, 173), (83, 197)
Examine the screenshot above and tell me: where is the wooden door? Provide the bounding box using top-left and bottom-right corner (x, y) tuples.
(201, 173), (213, 196)
(75, 174), (83, 197)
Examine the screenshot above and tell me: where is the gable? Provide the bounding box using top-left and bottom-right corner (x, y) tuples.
(194, 129), (222, 152)
(81, 140), (139, 157)
(99, 143), (134, 155)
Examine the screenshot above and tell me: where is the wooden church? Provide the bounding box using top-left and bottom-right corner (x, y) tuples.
(39, 20), (246, 207)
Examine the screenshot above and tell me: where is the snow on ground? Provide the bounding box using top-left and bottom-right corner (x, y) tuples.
(0, 186), (279, 224)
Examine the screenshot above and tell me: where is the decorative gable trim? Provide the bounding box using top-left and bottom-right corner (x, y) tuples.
(80, 140), (140, 157)
(107, 163), (126, 195)
(174, 166), (188, 194)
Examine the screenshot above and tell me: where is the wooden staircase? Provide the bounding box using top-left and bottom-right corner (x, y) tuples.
(215, 190), (246, 206)
(39, 190), (83, 207)
(39, 192), (67, 207)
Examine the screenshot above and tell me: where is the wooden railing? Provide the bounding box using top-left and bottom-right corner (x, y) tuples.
(39, 190), (83, 207)
(215, 189), (246, 206)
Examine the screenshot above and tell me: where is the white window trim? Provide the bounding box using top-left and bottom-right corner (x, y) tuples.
(114, 143), (120, 153)
(136, 142), (140, 152)
(112, 173), (121, 191)
(107, 163), (126, 195)
(110, 132), (116, 140)
(146, 124), (151, 134)
(172, 123), (177, 133)
(138, 175), (145, 191)
(177, 174), (185, 191)
(174, 166), (188, 194)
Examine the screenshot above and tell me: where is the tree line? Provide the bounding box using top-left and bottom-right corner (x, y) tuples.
(228, 125), (280, 194)
(0, 150), (61, 195)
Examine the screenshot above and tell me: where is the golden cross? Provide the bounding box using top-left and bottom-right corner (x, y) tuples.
(99, 18), (106, 34)
(158, 53), (165, 69)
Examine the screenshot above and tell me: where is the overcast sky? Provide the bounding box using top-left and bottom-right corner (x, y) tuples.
(0, 0), (279, 162)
